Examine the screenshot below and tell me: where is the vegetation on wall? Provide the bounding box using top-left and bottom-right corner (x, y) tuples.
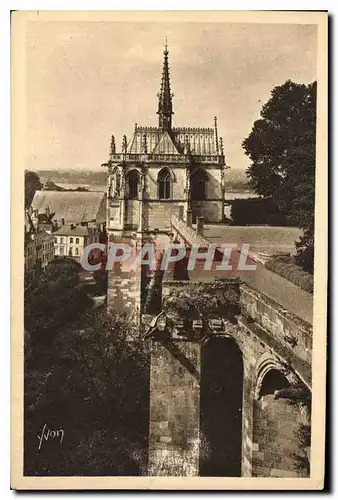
(163, 282), (240, 322)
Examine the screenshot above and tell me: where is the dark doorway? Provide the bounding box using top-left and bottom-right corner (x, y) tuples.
(191, 168), (206, 201)
(199, 337), (243, 477)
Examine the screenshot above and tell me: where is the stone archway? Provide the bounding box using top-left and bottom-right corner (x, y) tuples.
(252, 355), (311, 478)
(199, 337), (243, 477)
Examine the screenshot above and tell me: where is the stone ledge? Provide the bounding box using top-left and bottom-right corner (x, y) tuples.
(240, 283), (312, 331)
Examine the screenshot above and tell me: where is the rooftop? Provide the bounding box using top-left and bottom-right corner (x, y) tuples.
(37, 230), (55, 242)
(32, 191), (106, 224)
(53, 224), (98, 237)
(127, 126), (219, 156)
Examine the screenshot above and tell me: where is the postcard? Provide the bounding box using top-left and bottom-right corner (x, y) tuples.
(11, 10), (328, 490)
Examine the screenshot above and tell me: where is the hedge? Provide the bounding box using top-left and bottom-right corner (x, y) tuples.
(230, 197), (296, 226)
(265, 256), (313, 294)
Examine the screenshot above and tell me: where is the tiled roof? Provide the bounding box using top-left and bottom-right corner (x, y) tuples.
(53, 224), (98, 236)
(32, 191), (106, 224)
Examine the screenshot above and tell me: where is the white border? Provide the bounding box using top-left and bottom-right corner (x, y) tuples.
(3, 2), (334, 498)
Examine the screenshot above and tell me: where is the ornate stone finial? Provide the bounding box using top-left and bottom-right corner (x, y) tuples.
(122, 135), (128, 154)
(219, 137), (224, 157)
(214, 116), (219, 154)
(142, 134), (148, 154)
(110, 135), (116, 155)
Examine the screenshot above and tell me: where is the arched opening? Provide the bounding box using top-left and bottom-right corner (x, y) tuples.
(199, 337), (243, 477)
(253, 367), (310, 478)
(157, 168), (172, 199)
(191, 168), (207, 201)
(259, 369), (290, 397)
(126, 170), (139, 200)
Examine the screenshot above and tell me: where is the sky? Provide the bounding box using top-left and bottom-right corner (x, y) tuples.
(26, 21), (317, 172)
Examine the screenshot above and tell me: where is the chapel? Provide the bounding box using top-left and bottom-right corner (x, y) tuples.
(102, 42), (227, 236)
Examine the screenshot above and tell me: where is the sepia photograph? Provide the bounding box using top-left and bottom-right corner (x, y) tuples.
(11, 10), (328, 490)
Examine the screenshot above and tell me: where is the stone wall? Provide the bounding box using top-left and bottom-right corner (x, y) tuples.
(148, 340), (201, 476)
(240, 283), (312, 386)
(171, 214), (212, 247)
(205, 167), (222, 199)
(236, 283), (312, 478)
(125, 199), (140, 229)
(252, 395), (308, 477)
(147, 166), (186, 199)
(151, 215), (313, 478)
(107, 266), (143, 327)
(235, 318), (311, 478)
(146, 202), (183, 231)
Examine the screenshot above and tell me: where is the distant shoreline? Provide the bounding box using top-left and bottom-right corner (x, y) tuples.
(35, 168), (252, 193)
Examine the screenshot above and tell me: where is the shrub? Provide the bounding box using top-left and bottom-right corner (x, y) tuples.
(265, 256), (313, 294)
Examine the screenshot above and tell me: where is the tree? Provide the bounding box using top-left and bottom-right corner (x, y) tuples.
(25, 170), (42, 208)
(24, 258), (92, 348)
(242, 80), (317, 272)
(24, 308), (149, 476)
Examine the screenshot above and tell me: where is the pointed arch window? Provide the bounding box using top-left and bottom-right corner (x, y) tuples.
(158, 168), (172, 200)
(126, 170), (139, 200)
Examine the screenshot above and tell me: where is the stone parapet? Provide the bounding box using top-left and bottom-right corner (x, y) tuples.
(239, 283), (312, 385)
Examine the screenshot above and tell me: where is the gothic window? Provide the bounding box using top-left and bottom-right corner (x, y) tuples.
(126, 170), (139, 199)
(158, 168), (172, 199)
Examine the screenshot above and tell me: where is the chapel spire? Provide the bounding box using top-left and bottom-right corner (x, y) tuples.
(157, 39), (173, 130)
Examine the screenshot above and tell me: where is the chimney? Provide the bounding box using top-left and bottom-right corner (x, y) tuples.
(70, 223), (76, 230)
(61, 218), (65, 226)
(45, 205), (50, 218)
(186, 209), (193, 227)
(196, 216), (204, 237)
